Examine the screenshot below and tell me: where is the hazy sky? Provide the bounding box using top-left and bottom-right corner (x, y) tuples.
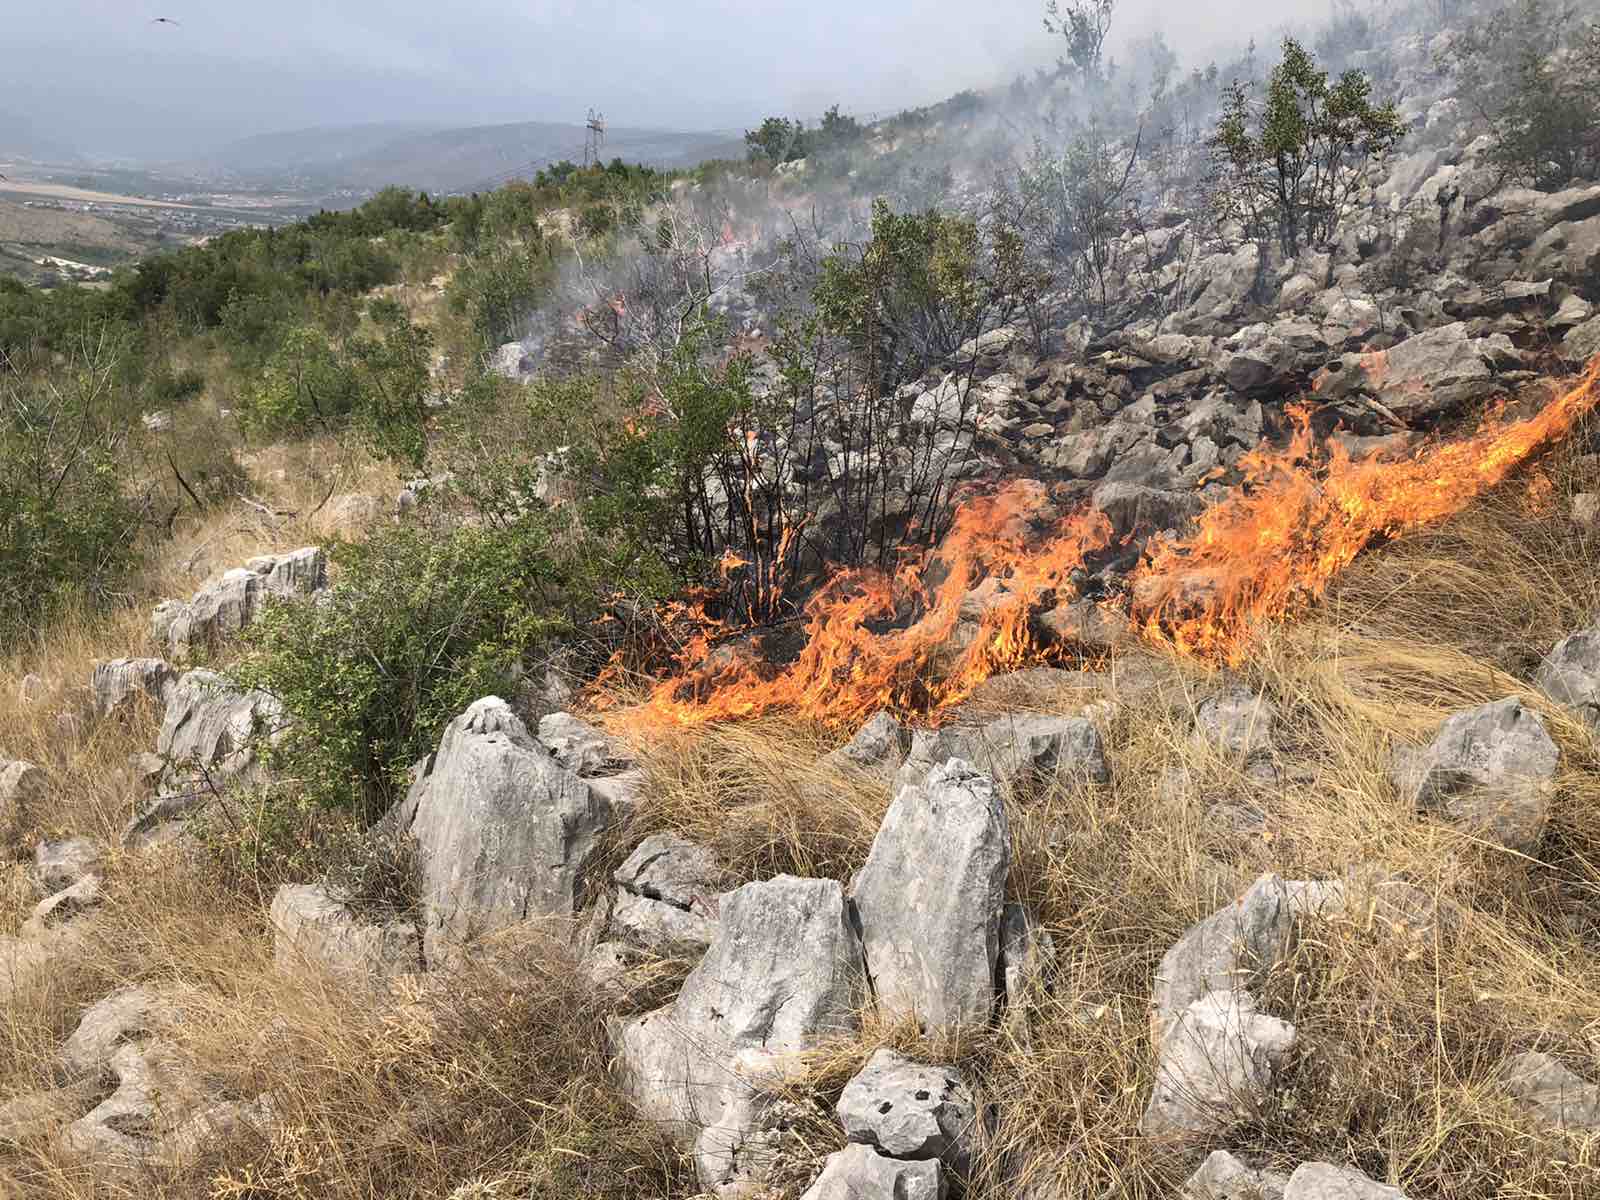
(4, 0), (1334, 158)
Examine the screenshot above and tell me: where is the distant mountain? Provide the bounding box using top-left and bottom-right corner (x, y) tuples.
(194, 120), (746, 197)
(199, 123), (449, 174)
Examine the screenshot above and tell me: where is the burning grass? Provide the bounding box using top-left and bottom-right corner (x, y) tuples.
(606, 358), (1600, 733)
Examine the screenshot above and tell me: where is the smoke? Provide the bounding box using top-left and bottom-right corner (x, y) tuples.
(6, 0), (1336, 160)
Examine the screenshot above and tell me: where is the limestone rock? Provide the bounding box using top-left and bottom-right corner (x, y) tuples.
(270, 884), (421, 981)
(1315, 322), (1503, 418)
(394, 698), (610, 964)
(615, 832), (725, 908)
(91, 658), (177, 721)
(1283, 1163), (1408, 1200)
(614, 875), (862, 1188)
(0, 1080), (99, 1143)
(34, 836), (103, 895)
(822, 711), (911, 778)
(1141, 990), (1297, 1136)
(536, 711), (617, 776)
(836, 1049), (978, 1170)
(1000, 902), (1055, 1004)
(850, 758), (1009, 1033)
(22, 875), (102, 937)
(801, 1143), (945, 1200)
(1091, 480), (1204, 538)
(0, 760), (47, 840)
(1152, 873), (1333, 1044)
(1390, 697), (1559, 851)
(586, 767), (647, 823)
(156, 547), (325, 657)
(61, 1039), (213, 1168)
(608, 833), (727, 954)
(893, 714), (1108, 794)
(1181, 1150), (1290, 1199)
(1195, 687), (1278, 759)
(155, 669), (283, 787)
(1535, 625), (1600, 731)
(63, 985), (194, 1076)
(610, 890), (719, 955)
(1502, 1050), (1600, 1130)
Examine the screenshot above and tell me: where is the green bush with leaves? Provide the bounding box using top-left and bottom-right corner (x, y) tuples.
(744, 116), (809, 164)
(814, 197), (1026, 394)
(232, 518), (568, 819)
(0, 331), (149, 642)
(1212, 37), (1404, 255)
(236, 300), (434, 468)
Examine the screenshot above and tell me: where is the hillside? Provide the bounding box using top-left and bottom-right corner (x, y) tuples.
(4, 1), (1600, 1198)
(196, 119), (747, 195)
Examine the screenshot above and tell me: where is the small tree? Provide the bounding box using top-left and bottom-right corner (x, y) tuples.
(744, 117), (808, 164)
(1017, 123), (1141, 318)
(1212, 37), (1404, 256)
(1044, 0), (1116, 82)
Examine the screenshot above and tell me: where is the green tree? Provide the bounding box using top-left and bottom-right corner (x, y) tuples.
(348, 300), (435, 469)
(0, 330), (146, 640)
(744, 116), (808, 164)
(1044, 0), (1116, 82)
(236, 324), (360, 438)
(1212, 37), (1404, 255)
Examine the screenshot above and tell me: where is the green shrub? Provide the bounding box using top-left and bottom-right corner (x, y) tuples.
(0, 332), (149, 642)
(232, 517), (569, 819)
(235, 303), (434, 469)
(1212, 37), (1404, 255)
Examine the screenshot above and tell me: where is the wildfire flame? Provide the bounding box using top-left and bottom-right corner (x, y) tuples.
(604, 360), (1600, 730)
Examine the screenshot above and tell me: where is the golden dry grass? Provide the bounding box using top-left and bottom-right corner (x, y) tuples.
(2, 436), (1600, 1198)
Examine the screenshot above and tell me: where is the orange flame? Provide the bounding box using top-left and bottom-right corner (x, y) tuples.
(603, 360), (1600, 729)
(1129, 359), (1600, 662)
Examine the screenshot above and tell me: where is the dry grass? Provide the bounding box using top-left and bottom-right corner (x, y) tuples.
(2, 440), (1600, 1197)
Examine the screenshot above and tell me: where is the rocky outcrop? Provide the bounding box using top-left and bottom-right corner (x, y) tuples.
(836, 1049), (978, 1173)
(1181, 1150), (1290, 1199)
(892, 713), (1109, 794)
(91, 657), (177, 721)
(54, 985), (267, 1172)
(1194, 687), (1278, 759)
(270, 884), (421, 981)
(1284, 1163), (1408, 1200)
(1314, 323), (1508, 419)
(1535, 624), (1600, 732)
(606, 833), (726, 955)
(154, 547), (326, 658)
(147, 669), (283, 816)
(1390, 697), (1559, 851)
(34, 836), (103, 895)
(801, 1143), (945, 1200)
(850, 758), (1009, 1033)
(614, 875), (862, 1193)
(0, 759), (47, 841)
(1141, 990), (1297, 1136)
(822, 711), (911, 779)
(1501, 1050), (1600, 1131)
(536, 711), (619, 776)
(389, 698), (611, 964)
(1152, 873), (1308, 1044)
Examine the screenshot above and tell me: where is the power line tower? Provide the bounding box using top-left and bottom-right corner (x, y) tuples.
(584, 108), (607, 167)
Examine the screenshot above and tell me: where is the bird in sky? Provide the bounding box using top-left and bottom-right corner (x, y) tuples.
(151, 16), (179, 26)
